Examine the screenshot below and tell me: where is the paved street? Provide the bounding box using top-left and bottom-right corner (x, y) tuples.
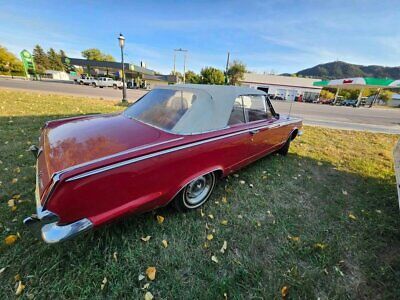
(1, 78), (399, 134)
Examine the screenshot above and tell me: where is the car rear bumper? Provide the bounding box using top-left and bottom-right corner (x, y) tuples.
(23, 151), (93, 244)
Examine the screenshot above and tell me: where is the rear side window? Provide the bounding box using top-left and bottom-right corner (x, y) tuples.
(242, 95), (270, 122)
(228, 97), (246, 125)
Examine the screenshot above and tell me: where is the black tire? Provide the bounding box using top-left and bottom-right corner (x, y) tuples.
(277, 137), (291, 156)
(173, 172), (216, 212)
(113, 84), (117, 89)
(79, 81), (83, 85)
(92, 82), (96, 87)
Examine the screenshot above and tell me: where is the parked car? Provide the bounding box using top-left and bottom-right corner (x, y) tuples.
(24, 84), (302, 243)
(341, 99), (358, 107)
(96, 77), (124, 89)
(319, 98), (334, 105)
(76, 76), (96, 86)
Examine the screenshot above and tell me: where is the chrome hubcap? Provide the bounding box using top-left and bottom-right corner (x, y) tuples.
(185, 174), (213, 206)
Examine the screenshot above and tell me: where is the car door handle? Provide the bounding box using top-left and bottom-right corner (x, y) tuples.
(249, 129), (260, 135)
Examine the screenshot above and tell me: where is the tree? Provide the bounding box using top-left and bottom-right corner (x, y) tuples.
(0, 45), (24, 75)
(200, 67), (225, 85)
(185, 70), (201, 84)
(47, 48), (64, 71)
(380, 90), (393, 102)
(81, 48), (115, 62)
(33, 44), (50, 74)
(227, 60), (247, 85)
(320, 89), (335, 99)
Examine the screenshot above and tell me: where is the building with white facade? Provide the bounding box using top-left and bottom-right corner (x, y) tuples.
(239, 73), (322, 101)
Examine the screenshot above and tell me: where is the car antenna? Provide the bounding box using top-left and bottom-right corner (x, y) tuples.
(287, 98), (294, 120)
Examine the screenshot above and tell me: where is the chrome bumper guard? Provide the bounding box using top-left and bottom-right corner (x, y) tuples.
(23, 148), (93, 244)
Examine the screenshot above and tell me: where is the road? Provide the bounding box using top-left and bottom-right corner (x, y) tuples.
(1, 78), (399, 134)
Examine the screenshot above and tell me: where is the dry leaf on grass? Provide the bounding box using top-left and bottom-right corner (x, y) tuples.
(138, 274), (145, 281)
(342, 190), (348, 195)
(5, 235), (18, 245)
(0, 267), (6, 274)
(144, 291), (154, 300)
(15, 281), (25, 296)
(221, 196), (227, 204)
(211, 255), (219, 263)
(113, 252), (118, 262)
(162, 240), (168, 248)
(220, 220), (228, 225)
(206, 234), (214, 241)
(348, 213), (357, 220)
(220, 241), (227, 254)
(11, 178), (18, 184)
(156, 215), (165, 224)
(100, 277), (107, 290)
(281, 285), (289, 298)
(208, 214), (214, 219)
(141, 236), (151, 242)
(146, 267), (156, 281)
(7, 199), (15, 207)
(288, 235), (300, 242)
(314, 243), (327, 250)
(200, 209), (205, 217)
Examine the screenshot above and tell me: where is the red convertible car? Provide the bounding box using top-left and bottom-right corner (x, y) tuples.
(24, 84), (302, 243)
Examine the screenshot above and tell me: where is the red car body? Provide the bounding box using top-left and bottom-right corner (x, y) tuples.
(24, 85), (302, 243)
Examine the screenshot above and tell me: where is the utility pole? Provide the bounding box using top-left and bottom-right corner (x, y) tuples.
(225, 51), (230, 84)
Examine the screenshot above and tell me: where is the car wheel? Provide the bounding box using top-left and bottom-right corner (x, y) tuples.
(277, 137), (291, 156)
(92, 83), (96, 87)
(113, 84), (117, 89)
(79, 81), (83, 85)
(174, 172), (216, 211)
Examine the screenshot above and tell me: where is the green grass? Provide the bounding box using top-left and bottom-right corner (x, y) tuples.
(0, 89), (399, 299)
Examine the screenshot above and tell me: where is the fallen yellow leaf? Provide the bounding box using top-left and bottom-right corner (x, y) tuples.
(100, 277), (107, 290)
(141, 236), (151, 242)
(211, 255), (219, 263)
(207, 234), (214, 241)
(11, 206), (17, 212)
(220, 220), (228, 225)
(200, 209), (205, 217)
(204, 242), (209, 248)
(12, 194), (21, 200)
(11, 178), (18, 184)
(221, 196), (227, 204)
(281, 285), (289, 298)
(156, 215), (165, 224)
(220, 241), (228, 254)
(113, 252), (118, 262)
(14, 274), (21, 281)
(288, 235), (300, 242)
(348, 213), (357, 220)
(314, 243), (327, 250)
(162, 240), (168, 248)
(7, 199), (15, 207)
(146, 267), (156, 281)
(142, 283), (150, 289)
(144, 291), (154, 300)
(342, 190), (348, 195)
(208, 214), (214, 219)
(15, 281), (25, 296)
(5, 235), (18, 245)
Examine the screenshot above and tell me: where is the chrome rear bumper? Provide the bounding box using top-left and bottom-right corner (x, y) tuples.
(23, 151), (93, 244)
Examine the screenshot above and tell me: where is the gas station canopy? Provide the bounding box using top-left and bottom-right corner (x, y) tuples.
(314, 77), (400, 89)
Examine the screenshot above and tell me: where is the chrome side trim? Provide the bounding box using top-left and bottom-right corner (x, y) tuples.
(66, 119), (301, 182)
(53, 137), (184, 177)
(41, 218), (93, 244)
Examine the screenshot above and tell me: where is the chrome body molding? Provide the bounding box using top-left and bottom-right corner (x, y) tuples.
(66, 118), (301, 182)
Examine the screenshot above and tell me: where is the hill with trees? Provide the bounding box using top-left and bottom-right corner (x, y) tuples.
(297, 61), (400, 79)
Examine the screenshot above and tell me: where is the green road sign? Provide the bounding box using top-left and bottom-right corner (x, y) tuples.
(20, 49), (36, 78)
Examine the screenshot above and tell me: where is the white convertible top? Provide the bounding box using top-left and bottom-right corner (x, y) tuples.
(157, 84), (266, 134)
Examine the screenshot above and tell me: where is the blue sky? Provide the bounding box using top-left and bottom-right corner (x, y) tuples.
(1, 0), (399, 74)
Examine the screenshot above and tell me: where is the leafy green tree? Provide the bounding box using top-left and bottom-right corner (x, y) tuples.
(227, 60), (247, 85)
(33, 44), (50, 74)
(0, 45), (24, 75)
(380, 90), (393, 102)
(320, 89), (335, 99)
(200, 67), (225, 85)
(81, 48), (115, 62)
(185, 70), (201, 84)
(47, 48), (64, 71)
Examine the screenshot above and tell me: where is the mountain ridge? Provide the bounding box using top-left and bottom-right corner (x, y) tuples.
(296, 61), (400, 80)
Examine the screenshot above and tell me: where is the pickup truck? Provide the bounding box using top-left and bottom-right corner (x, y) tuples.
(76, 76), (97, 86)
(96, 77), (124, 89)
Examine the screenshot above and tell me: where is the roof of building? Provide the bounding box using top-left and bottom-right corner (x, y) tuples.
(241, 73), (321, 89)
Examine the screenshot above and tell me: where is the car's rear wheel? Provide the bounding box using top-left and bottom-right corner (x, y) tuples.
(92, 82), (96, 87)
(113, 84), (117, 89)
(174, 172), (216, 211)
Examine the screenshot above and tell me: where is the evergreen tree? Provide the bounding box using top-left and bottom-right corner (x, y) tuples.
(47, 48), (64, 71)
(32, 44), (50, 74)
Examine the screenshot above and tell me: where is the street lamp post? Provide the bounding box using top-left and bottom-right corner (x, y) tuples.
(173, 48), (188, 83)
(118, 33), (127, 103)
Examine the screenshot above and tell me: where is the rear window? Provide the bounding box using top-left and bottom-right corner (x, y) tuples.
(124, 89), (198, 131)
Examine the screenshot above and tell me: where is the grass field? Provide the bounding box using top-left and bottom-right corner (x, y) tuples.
(0, 89), (399, 299)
